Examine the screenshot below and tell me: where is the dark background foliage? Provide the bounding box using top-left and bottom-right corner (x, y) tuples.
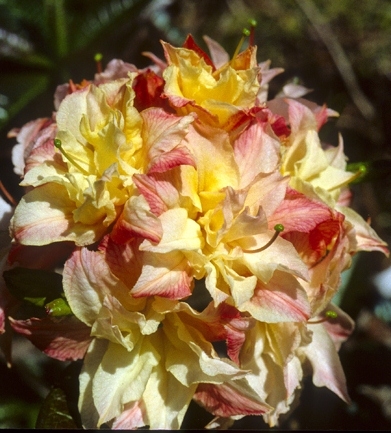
(0, 0), (391, 429)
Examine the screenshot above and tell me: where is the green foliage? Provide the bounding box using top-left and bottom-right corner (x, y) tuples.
(35, 387), (78, 429)
(0, 0), (154, 131)
(0, 398), (40, 428)
(3, 267), (65, 308)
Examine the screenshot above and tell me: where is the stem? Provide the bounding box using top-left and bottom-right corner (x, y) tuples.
(242, 224), (284, 253)
(54, 139), (89, 176)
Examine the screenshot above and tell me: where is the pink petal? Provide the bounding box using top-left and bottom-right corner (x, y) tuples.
(140, 108), (195, 171)
(63, 247), (134, 326)
(111, 401), (147, 429)
(245, 270), (311, 322)
(94, 59), (138, 83)
(98, 236), (142, 291)
(304, 323), (351, 403)
(9, 118), (55, 176)
(269, 188), (334, 233)
(199, 302), (254, 365)
(9, 315), (92, 361)
(12, 183), (107, 246)
(24, 129), (66, 175)
(233, 119), (280, 187)
(111, 195), (162, 244)
(133, 173), (179, 216)
(131, 251), (193, 299)
(194, 381), (270, 417)
(341, 206), (389, 256)
(219, 303), (253, 365)
(148, 145), (195, 173)
(202, 35), (229, 69)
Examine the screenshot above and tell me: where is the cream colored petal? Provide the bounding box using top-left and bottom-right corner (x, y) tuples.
(12, 183), (106, 246)
(140, 208), (203, 254)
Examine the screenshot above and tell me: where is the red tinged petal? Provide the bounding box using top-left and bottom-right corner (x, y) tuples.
(133, 173), (179, 217)
(269, 189), (346, 268)
(304, 323), (351, 403)
(111, 401), (147, 429)
(233, 117), (280, 187)
(194, 381), (270, 417)
(147, 146), (196, 174)
(140, 108), (195, 173)
(223, 108), (254, 133)
(9, 315), (92, 361)
(269, 188), (334, 234)
(111, 195), (163, 244)
(215, 303), (255, 364)
(131, 251), (193, 299)
(313, 104), (331, 130)
(246, 271), (311, 323)
(309, 217), (343, 253)
(195, 302), (254, 365)
(133, 69), (168, 111)
(268, 114), (291, 138)
(182, 34), (216, 70)
(98, 235), (142, 291)
(9, 117), (55, 176)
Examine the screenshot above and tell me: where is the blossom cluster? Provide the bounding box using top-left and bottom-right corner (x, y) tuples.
(1, 34), (388, 429)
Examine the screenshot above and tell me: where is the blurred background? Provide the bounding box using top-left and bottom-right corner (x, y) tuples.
(0, 0), (391, 429)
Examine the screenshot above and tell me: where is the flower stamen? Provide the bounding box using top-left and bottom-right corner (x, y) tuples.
(243, 223), (285, 253)
(94, 52), (103, 74)
(329, 166), (366, 192)
(231, 28), (250, 64)
(54, 138), (89, 176)
(308, 310), (338, 324)
(248, 19), (257, 46)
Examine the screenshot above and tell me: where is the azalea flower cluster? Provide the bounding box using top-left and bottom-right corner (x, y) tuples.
(1, 34), (388, 429)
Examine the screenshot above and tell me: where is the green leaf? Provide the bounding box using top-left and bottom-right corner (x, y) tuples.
(24, 296), (47, 307)
(3, 267), (64, 306)
(35, 387), (78, 429)
(45, 297), (73, 316)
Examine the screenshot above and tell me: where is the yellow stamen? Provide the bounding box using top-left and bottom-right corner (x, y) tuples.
(54, 138), (89, 176)
(243, 224), (285, 253)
